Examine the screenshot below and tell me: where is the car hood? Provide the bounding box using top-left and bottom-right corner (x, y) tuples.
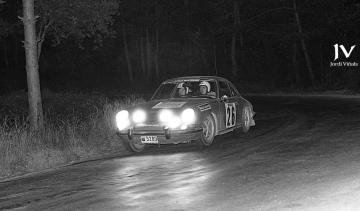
(132, 98), (213, 112)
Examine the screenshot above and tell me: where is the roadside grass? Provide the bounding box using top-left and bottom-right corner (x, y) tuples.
(0, 90), (144, 179)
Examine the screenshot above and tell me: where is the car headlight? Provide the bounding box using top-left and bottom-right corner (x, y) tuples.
(159, 109), (173, 122)
(132, 109), (146, 123)
(169, 116), (181, 129)
(181, 108), (195, 124)
(116, 110), (130, 130)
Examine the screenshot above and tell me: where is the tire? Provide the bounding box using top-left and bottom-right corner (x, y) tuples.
(242, 106), (251, 133)
(121, 138), (145, 153)
(199, 115), (216, 146)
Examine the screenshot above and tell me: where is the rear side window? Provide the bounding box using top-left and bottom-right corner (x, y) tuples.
(229, 83), (239, 97)
(218, 81), (231, 97)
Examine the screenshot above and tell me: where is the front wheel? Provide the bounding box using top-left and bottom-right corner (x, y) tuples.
(121, 138), (145, 153)
(199, 115), (216, 146)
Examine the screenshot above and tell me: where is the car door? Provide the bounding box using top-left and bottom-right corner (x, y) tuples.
(218, 80), (239, 131)
(228, 82), (243, 126)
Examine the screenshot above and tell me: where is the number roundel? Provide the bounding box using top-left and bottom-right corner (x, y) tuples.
(225, 103), (236, 128)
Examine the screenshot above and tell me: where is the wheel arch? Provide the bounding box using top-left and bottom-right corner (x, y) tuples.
(210, 112), (219, 135)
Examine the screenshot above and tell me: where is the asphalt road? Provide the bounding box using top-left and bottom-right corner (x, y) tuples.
(1, 95), (360, 211)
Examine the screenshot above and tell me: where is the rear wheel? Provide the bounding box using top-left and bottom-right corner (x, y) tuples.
(122, 138), (145, 153)
(199, 115), (216, 146)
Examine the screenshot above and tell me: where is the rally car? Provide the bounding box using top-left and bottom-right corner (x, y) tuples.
(115, 76), (255, 152)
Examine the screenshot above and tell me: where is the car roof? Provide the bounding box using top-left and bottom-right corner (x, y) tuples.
(163, 76), (231, 83)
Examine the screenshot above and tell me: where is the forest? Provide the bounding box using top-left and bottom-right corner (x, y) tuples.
(0, 0), (360, 93)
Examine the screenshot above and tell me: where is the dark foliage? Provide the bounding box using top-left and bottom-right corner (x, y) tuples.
(1, 0), (360, 94)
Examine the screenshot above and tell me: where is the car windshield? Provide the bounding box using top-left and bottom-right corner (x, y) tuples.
(151, 80), (217, 100)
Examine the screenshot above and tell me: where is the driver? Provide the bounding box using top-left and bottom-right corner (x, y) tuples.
(199, 81), (216, 97)
(199, 81), (210, 95)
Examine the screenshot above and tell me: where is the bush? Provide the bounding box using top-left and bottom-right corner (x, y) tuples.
(0, 90), (144, 179)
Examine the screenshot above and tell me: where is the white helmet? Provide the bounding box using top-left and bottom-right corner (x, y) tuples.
(177, 82), (184, 88)
(199, 81), (210, 92)
(177, 82), (189, 94)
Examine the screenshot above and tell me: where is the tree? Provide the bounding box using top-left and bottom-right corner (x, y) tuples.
(292, 0), (316, 86)
(20, 0), (119, 131)
(35, 0), (119, 59)
(154, 0), (161, 80)
(231, 0), (240, 77)
(0, 19), (12, 72)
(120, 3), (134, 82)
(0, 1), (11, 72)
(22, 0), (43, 131)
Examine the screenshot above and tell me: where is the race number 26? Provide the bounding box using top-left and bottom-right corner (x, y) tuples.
(225, 103), (236, 128)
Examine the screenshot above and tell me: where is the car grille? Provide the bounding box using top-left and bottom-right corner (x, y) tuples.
(145, 111), (159, 124)
(135, 124), (163, 131)
(132, 111), (162, 131)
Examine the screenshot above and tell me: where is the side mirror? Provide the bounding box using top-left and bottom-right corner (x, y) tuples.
(220, 95), (229, 102)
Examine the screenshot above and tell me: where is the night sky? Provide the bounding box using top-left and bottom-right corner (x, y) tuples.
(1, 0), (360, 94)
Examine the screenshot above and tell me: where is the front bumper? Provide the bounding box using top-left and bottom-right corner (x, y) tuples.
(116, 125), (203, 144)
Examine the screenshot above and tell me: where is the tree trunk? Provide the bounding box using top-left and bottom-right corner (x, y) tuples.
(36, 19), (51, 61)
(200, 48), (209, 72)
(13, 35), (19, 71)
(342, 39), (359, 90)
(140, 36), (146, 77)
(121, 16), (133, 82)
(184, 0), (191, 73)
(293, 0), (315, 86)
(292, 40), (300, 86)
(231, 0), (240, 77)
(154, 0), (160, 80)
(213, 44), (218, 76)
(231, 31), (238, 76)
(263, 38), (278, 87)
(239, 30), (245, 75)
(236, 2), (246, 76)
(37, 39), (44, 61)
(22, 0), (44, 131)
(154, 32), (160, 80)
(145, 27), (152, 79)
(3, 41), (9, 72)
(319, 43), (324, 86)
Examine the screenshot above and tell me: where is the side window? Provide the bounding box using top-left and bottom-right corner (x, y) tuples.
(208, 80), (217, 98)
(208, 80), (216, 93)
(229, 83), (239, 97)
(219, 81), (231, 97)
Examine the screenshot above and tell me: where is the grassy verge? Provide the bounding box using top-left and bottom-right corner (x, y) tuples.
(0, 90), (144, 180)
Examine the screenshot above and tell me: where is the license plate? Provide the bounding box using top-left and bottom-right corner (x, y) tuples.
(140, 136), (158, 144)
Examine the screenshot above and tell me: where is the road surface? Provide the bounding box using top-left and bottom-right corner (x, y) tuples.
(1, 95), (360, 210)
